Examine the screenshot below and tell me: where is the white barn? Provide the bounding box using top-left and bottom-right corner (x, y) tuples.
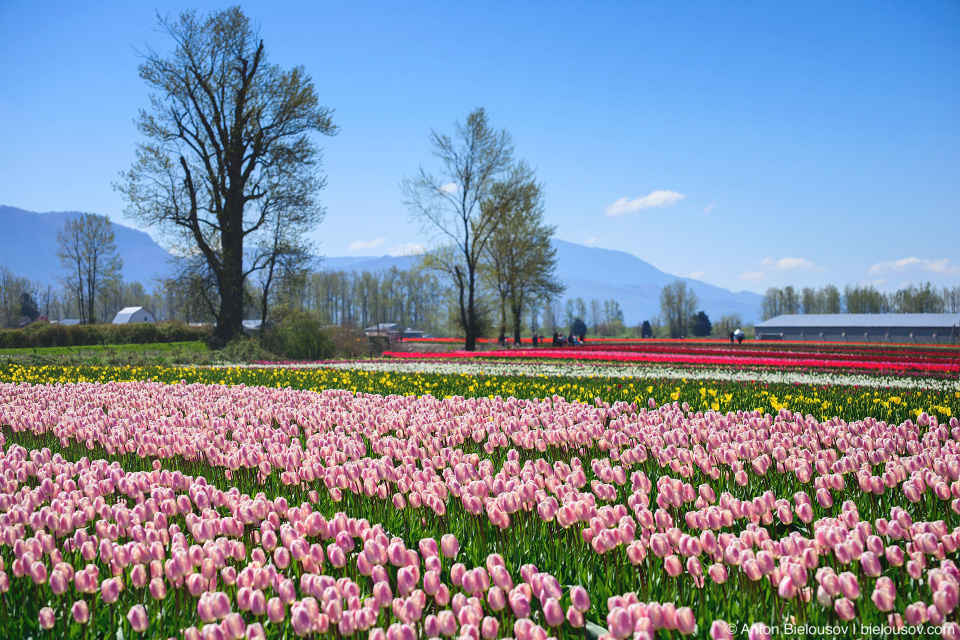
(112, 307), (156, 324)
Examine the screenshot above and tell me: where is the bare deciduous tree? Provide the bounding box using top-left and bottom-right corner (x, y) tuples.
(402, 107), (530, 351)
(659, 280), (698, 338)
(56, 213), (122, 324)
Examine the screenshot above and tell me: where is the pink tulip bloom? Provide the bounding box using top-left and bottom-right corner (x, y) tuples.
(481, 616), (499, 639)
(72, 600), (90, 624)
(267, 597), (285, 623)
(748, 622), (772, 640)
(675, 607), (696, 635)
(860, 551), (882, 577)
(440, 534), (459, 558)
(608, 607), (632, 639)
(127, 604), (149, 633)
(664, 555), (683, 577)
(778, 576), (797, 600)
(418, 538), (438, 559)
(834, 597), (856, 621)
(543, 597), (563, 627)
(101, 577), (120, 604)
(839, 572), (860, 600)
(711, 620), (734, 640)
(39, 607), (55, 630)
(871, 585), (895, 612)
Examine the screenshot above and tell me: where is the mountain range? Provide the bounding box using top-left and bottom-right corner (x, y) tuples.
(0, 206), (761, 323)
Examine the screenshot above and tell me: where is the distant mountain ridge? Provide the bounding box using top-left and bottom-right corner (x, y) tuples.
(318, 240), (761, 323)
(0, 205), (173, 287)
(0, 205), (760, 323)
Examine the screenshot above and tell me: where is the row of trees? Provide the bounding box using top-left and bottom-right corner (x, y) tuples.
(106, 8), (565, 349)
(761, 283), (960, 320)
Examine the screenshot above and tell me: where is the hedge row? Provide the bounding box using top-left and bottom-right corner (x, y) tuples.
(0, 321), (212, 348)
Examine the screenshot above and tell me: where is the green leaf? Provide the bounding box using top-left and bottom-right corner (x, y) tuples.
(585, 620), (608, 640)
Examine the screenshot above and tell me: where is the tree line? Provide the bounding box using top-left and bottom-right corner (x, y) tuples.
(761, 283), (960, 320)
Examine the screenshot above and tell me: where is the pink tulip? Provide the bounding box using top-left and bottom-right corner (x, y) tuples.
(127, 604), (149, 633)
(570, 585), (591, 612)
(39, 607), (55, 630)
(871, 584), (895, 612)
(711, 620), (734, 640)
(665, 555), (683, 577)
(481, 616), (499, 639)
(778, 576), (797, 600)
(543, 597), (563, 627)
(860, 551), (882, 577)
(675, 607), (696, 635)
(72, 600), (90, 624)
(440, 534), (459, 558)
(748, 622), (772, 640)
(608, 607), (632, 639)
(839, 572), (860, 600)
(835, 597), (856, 621)
(101, 577), (120, 604)
(267, 597), (285, 623)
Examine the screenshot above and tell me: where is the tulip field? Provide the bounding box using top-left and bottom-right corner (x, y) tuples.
(0, 343), (958, 639)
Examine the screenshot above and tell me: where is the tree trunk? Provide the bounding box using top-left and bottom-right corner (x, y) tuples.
(215, 216), (245, 345)
(512, 297), (523, 345)
(463, 266), (477, 352)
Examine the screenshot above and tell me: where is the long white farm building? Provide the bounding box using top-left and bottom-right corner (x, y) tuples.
(755, 313), (960, 344)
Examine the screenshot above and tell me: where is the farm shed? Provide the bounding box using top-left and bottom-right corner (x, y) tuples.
(755, 313), (960, 344)
(111, 307), (156, 324)
(364, 323), (424, 340)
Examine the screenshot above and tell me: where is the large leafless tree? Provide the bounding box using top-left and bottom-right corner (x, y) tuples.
(402, 107), (530, 350)
(117, 6), (336, 343)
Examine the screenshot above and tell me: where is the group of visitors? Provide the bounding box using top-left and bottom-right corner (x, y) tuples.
(496, 331), (588, 347)
(729, 328), (745, 344)
(551, 332), (584, 347)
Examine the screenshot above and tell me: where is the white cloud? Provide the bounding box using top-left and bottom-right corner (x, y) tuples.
(760, 257), (825, 272)
(686, 270), (705, 279)
(388, 243), (425, 257)
(583, 237), (599, 246)
(740, 270), (765, 281)
(703, 203), (715, 213)
(868, 257), (960, 276)
(439, 183), (458, 195)
(605, 190), (685, 216)
(349, 237), (386, 251)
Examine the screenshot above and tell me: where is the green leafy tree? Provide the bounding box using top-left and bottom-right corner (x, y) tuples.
(571, 317), (587, 338)
(117, 7), (337, 344)
(691, 310), (712, 337)
(482, 178), (564, 343)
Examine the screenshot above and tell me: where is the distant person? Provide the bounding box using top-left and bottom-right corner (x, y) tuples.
(532, 332), (539, 347)
(553, 332), (559, 347)
(729, 331), (735, 344)
(734, 328), (745, 344)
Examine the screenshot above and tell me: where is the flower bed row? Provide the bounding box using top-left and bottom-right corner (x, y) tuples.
(1, 377), (960, 637)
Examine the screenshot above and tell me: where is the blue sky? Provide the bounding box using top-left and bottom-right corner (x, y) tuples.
(1, 1), (958, 294)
